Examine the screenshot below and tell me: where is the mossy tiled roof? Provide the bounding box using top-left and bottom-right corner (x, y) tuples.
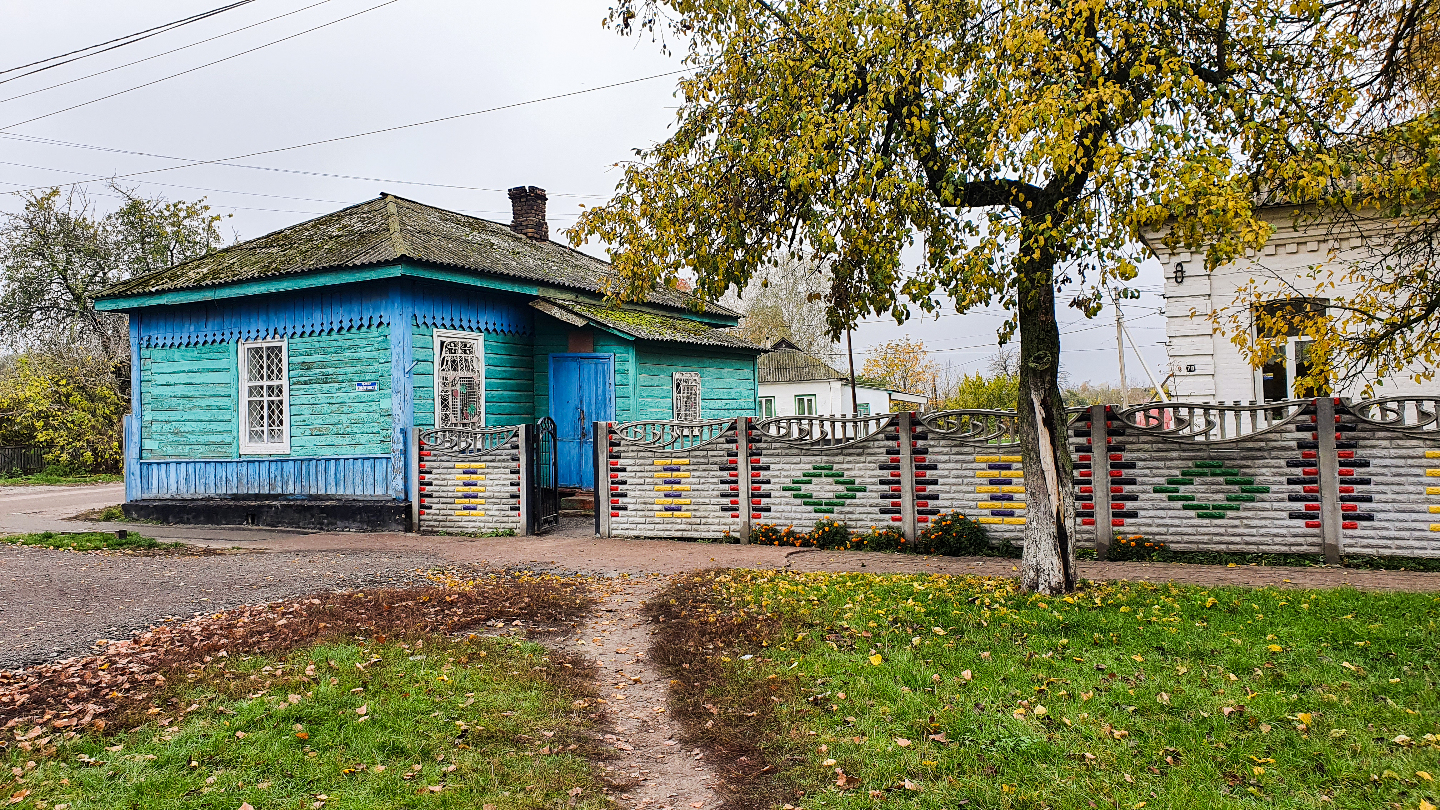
(758, 346), (846, 382)
(534, 298), (764, 352)
(97, 194), (738, 317)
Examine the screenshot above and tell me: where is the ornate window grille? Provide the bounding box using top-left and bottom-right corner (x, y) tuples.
(673, 372), (702, 421)
(239, 339), (289, 454)
(436, 331), (484, 429)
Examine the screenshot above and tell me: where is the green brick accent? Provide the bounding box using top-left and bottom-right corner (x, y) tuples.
(792, 478), (813, 484)
(1180, 468), (1213, 477)
(792, 493), (814, 499)
(836, 478), (856, 485)
(1167, 477), (1195, 486)
(1152, 485), (1180, 493)
(782, 485), (801, 492)
(1195, 511), (1229, 519)
(1167, 494), (1195, 502)
(1239, 485), (1271, 494)
(823, 499), (847, 507)
(1225, 494), (1257, 502)
(820, 471), (846, 478)
(803, 499), (824, 506)
(812, 506), (835, 514)
(1213, 502), (1242, 511)
(1223, 477), (1255, 485)
(844, 485), (868, 492)
(1193, 460), (1225, 468)
(834, 492), (857, 500)
(811, 464), (834, 471)
(1182, 503), (1210, 511)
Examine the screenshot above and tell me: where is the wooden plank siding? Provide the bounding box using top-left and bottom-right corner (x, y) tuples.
(140, 342), (237, 458)
(635, 349), (758, 420)
(137, 456), (393, 498)
(288, 327), (392, 456)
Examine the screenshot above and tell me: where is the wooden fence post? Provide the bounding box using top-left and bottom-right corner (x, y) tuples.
(595, 421), (611, 539)
(1090, 404), (1113, 559)
(1316, 397), (1343, 564)
(898, 411), (918, 544)
(736, 416), (752, 543)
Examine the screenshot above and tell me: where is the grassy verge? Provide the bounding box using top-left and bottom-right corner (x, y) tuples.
(1079, 544), (1440, 572)
(0, 468), (122, 486)
(0, 531), (184, 552)
(1, 577), (606, 809)
(2, 635), (609, 810)
(650, 570), (1440, 810)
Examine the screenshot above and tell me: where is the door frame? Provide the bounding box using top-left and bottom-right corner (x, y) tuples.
(548, 353), (617, 488)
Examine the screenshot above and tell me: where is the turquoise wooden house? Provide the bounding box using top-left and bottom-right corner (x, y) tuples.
(95, 189), (763, 529)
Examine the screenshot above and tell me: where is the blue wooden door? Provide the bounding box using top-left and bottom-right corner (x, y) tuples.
(549, 354), (615, 489)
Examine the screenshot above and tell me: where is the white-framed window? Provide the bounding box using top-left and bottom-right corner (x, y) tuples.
(856, 402), (871, 416)
(435, 330), (485, 429)
(239, 339), (290, 454)
(795, 394), (817, 416)
(759, 396), (776, 418)
(673, 371), (702, 420)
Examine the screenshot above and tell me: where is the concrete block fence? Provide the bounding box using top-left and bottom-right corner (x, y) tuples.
(411, 426), (526, 535)
(593, 396), (1440, 559)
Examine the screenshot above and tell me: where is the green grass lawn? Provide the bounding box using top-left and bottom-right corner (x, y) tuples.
(0, 469), (122, 486)
(650, 571), (1440, 810)
(3, 635), (609, 810)
(0, 531), (183, 552)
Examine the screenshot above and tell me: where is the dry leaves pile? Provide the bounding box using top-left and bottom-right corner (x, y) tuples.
(1, 575), (590, 738)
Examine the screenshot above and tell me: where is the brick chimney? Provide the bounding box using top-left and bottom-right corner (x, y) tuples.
(508, 186), (548, 241)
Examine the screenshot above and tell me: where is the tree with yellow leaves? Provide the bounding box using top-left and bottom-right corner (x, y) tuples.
(570, 0), (1370, 593)
(861, 337), (938, 399)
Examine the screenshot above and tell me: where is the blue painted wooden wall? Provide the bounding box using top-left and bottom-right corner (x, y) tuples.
(635, 348), (759, 420)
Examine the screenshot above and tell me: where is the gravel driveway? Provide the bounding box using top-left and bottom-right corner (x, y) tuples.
(0, 545), (443, 671)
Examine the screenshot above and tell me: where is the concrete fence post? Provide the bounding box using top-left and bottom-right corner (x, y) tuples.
(595, 421), (611, 539)
(407, 426), (420, 533)
(1315, 397), (1343, 564)
(736, 416), (752, 543)
(1089, 404), (1113, 559)
(898, 411), (918, 544)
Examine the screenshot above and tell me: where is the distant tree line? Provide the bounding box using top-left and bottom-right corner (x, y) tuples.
(0, 184), (226, 474)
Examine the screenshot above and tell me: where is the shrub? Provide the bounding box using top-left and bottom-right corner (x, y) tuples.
(915, 511), (992, 555)
(1106, 533), (1165, 561)
(746, 512), (998, 557)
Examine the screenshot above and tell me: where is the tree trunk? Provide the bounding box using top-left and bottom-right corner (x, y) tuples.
(1015, 227), (1077, 595)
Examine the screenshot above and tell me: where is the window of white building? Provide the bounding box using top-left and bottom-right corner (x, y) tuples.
(795, 394), (817, 416)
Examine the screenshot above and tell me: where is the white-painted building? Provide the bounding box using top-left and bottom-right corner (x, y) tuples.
(1142, 204), (1440, 404)
(757, 340), (927, 416)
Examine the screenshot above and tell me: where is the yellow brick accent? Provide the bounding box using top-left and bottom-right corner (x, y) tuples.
(453, 511), (485, 517)
(654, 471), (692, 478)
(1427, 451), (1440, 458)
(979, 502), (1027, 510)
(456, 476), (486, 482)
(654, 459), (691, 465)
(457, 487), (486, 493)
(977, 517), (1003, 524)
(975, 455), (1000, 463)
(656, 512), (693, 518)
(1002, 485), (1026, 494)
(455, 499), (485, 505)
(1429, 487), (1440, 495)
(976, 470), (1024, 478)
(1431, 524), (1440, 532)
(1000, 455), (1022, 463)
(1427, 469), (1440, 477)
(654, 485), (692, 492)
(977, 485), (1028, 494)
(655, 499), (692, 505)
(1430, 505), (1440, 514)
(1003, 517), (1027, 525)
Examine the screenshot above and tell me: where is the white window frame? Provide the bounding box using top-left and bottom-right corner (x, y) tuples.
(434, 329), (486, 430)
(759, 396), (776, 418)
(795, 394), (817, 416)
(673, 371), (702, 421)
(238, 338), (290, 455)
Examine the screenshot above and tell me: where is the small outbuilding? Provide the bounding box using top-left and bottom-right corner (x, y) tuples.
(96, 189), (763, 530)
(756, 339), (927, 417)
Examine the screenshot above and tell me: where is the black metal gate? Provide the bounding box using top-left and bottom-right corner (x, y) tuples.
(529, 416), (560, 534)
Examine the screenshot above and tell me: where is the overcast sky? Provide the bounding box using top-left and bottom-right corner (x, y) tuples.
(0, 0), (1170, 387)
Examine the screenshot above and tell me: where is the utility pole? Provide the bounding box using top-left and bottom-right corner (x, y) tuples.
(1113, 289), (1129, 408)
(846, 323), (859, 416)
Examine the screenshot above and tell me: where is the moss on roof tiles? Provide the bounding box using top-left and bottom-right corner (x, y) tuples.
(97, 194), (738, 317)
(757, 347), (846, 382)
(548, 299), (764, 351)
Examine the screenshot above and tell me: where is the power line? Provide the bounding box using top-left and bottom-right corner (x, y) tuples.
(0, 0), (342, 107)
(0, 1), (258, 85)
(0, 133), (611, 198)
(3, 65), (694, 198)
(1, 0), (405, 132)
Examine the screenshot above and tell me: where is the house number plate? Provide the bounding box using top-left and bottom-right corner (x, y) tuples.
(355, 381), (378, 392)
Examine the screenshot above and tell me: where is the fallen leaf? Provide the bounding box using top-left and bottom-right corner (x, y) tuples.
(240, 805), (254, 810)
(927, 732), (950, 743)
(356, 705), (368, 716)
(868, 654), (883, 666)
(836, 770), (861, 789)
(903, 778), (921, 790)
(1156, 693), (1170, 705)
(895, 738), (911, 748)
(1417, 771), (1433, 782)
